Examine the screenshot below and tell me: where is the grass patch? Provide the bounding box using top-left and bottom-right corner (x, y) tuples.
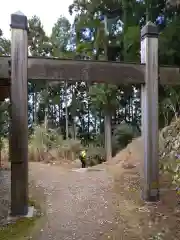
(0, 216), (38, 240)
(0, 199), (41, 240)
(0, 180), (47, 240)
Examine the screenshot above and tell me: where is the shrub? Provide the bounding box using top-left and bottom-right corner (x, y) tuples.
(28, 124), (82, 163)
(159, 118), (180, 189)
(112, 122), (140, 156)
(86, 145), (105, 166)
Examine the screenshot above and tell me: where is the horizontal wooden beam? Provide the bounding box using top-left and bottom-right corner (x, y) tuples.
(0, 56), (180, 85)
(0, 56), (144, 84)
(159, 66), (180, 85)
(29, 57), (145, 84)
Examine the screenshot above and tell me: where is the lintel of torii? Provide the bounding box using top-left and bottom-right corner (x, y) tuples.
(0, 56), (180, 89)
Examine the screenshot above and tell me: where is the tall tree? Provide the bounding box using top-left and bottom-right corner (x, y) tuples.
(51, 15), (71, 56)
(51, 16), (73, 139)
(0, 29), (11, 56)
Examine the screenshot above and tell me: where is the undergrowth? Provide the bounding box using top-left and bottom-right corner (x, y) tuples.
(1, 124), (106, 166)
(1, 124), (82, 164)
(0, 121), (138, 167)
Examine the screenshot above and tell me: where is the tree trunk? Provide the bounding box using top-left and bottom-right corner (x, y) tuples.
(59, 86), (62, 127)
(58, 104), (61, 126)
(71, 84), (77, 140)
(73, 118), (76, 140)
(94, 114), (97, 135)
(43, 84), (49, 129)
(104, 110), (112, 161)
(34, 91), (37, 124)
(65, 80), (69, 139)
(32, 91), (35, 122)
(123, 0), (128, 61)
(0, 140), (2, 168)
(99, 111), (103, 135)
(44, 111), (48, 130)
(87, 101), (90, 141)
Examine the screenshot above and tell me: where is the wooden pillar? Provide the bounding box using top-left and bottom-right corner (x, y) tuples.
(140, 22), (159, 202)
(10, 11), (28, 216)
(65, 80), (69, 139)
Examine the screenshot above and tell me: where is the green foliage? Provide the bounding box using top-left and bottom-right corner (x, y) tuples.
(124, 25), (140, 62)
(0, 217), (37, 240)
(159, 17), (180, 65)
(86, 145), (105, 166)
(160, 156), (180, 188)
(51, 15), (71, 55)
(76, 42), (93, 55)
(28, 15), (52, 56)
(94, 21), (107, 51)
(159, 118), (180, 189)
(89, 83), (119, 112)
(0, 101), (10, 145)
(0, 37), (10, 56)
(159, 85), (180, 127)
(112, 122), (140, 155)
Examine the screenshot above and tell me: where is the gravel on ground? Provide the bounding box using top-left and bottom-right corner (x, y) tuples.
(29, 162), (118, 240)
(0, 170), (10, 226)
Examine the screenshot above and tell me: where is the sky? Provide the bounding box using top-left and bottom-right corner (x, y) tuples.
(0, 0), (74, 39)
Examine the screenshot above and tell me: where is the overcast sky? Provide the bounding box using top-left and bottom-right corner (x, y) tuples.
(0, 0), (74, 39)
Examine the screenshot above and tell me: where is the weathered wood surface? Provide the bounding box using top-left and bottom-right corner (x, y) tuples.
(10, 13), (28, 216)
(141, 23), (159, 202)
(159, 66), (180, 84)
(0, 56), (144, 84)
(0, 56), (180, 84)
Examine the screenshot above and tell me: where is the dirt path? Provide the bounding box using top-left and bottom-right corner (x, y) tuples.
(29, 163), (118, 240)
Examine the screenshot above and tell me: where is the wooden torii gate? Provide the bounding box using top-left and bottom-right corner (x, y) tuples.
(0, 11), (180, 217)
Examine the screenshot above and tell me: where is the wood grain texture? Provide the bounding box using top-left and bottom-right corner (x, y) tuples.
(141, 36), (159, 202)
(0, 56), (144, 84)
(0, 56), (180, 85)
(10, 27), (28, 216)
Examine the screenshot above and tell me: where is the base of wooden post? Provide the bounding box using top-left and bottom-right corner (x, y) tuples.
(7, 206), (35, 223)
(141, 190), (160, 202)
(11, 162), (28, 216)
